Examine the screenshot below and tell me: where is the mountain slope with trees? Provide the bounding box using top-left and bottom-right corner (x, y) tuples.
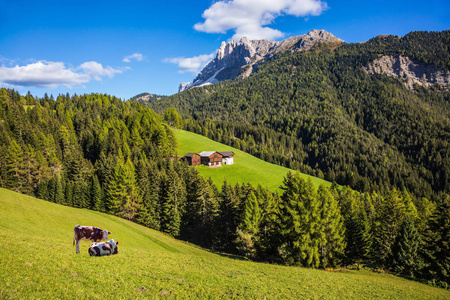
(148, 30), (450, 201)
(1, 87), (449, 287)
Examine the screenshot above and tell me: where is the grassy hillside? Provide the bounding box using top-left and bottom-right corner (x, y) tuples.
(1, 188), (449, 299)
(175, 130), (330, 192)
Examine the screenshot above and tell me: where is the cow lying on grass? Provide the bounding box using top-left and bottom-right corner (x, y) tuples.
(73, 225), (111, 254)
(88, 239), (119, 256)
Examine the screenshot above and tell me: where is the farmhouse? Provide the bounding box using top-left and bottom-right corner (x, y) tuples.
(199, 151), (223, 167)
(218, 151), (234, 165)
(181, 153), (201, 166)
(182, 151), (235, 167)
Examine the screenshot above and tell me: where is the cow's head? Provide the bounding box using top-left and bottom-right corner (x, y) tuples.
(102, 229), (110, 240)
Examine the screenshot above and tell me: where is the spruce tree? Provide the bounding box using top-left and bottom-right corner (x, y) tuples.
(236, 191), (262, 258)
(255, 185), (280, 261)
(422, 195), (450, 287)
(183, 174), (219, 247)
(160, 167), (185, 237)
(215, 180), (240, 252)
(105, 155), (141, 221)
(54, 175), (65, 204)
(6, 139), (25, 193)
(391, 216), (423, 278)
(47, 176), (57, 202)
(278, 172), (321, 267)
(345, 208), (372, 263)
(372, 188), (406, 265)
(317, 184), (346, 268)
(90, 175), (103, 211)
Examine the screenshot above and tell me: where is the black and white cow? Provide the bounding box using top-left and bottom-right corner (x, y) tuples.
(88, 239), (119, 256)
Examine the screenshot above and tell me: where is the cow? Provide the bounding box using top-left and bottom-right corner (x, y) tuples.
(88, 239), (119, 256)
(73, 225), (111, 254)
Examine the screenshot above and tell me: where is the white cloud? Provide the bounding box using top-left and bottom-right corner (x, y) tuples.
(0, 60), (123, 88)
(164, 53), (215, 74)
(123, 53), (145, 63)
(194, 0), (328, 40)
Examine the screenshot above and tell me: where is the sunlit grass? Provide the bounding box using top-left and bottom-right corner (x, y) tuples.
(1, 188), (448, 299)
(175, 130), (330, 192)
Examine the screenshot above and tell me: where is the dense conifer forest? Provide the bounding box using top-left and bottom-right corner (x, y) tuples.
(1, 30), (449, 288)
(149, 30), (450, 201)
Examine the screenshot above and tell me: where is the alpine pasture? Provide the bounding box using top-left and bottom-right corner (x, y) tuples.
(175, 130), (330, 193)
(1, 188), (449, 299)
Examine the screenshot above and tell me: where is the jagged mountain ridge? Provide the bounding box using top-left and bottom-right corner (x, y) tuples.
(179, 29), (343, 92)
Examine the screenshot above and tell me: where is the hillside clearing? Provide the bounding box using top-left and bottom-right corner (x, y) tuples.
(1, 188), (448, 299)
(175, 130), (330, 192)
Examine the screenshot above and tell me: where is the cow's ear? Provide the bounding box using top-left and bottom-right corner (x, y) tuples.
(108, 231), (111, 235)
(116, 241), (119, 245)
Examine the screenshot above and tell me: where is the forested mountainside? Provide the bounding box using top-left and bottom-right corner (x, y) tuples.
(1, 88), (449, 286)
(148, 30), (450, 201)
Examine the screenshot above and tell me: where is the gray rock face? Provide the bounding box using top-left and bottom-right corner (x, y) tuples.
(365, 55), (450, 90)
(179, 29), (342, 92)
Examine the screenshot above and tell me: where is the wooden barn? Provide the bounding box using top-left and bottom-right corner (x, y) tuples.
(182, 153), (201, 166)
(199, 151), (223, 167)
(218, 151), (234, 165)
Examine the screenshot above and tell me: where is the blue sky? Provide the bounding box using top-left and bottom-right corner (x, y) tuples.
(1, 0), (449, 99)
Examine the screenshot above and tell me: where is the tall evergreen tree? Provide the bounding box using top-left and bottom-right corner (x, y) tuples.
(317, 184), (346, 268)
(235, 191), (262, 258)
(372, 189), (406, 265)
(182, 174), (219, 247)
(160, 166), (185, 237)
(278, 172), (321, 267)
(422, 195), (450, 287)
(214, 180), (240, 252)
(90, 174), (103, 211)
(391, 216), (423, 278)
(105, 154), (141, 221)
(5, 139), (26, 193)
(345, 208), (372, 263)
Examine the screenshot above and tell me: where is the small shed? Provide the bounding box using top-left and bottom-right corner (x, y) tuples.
(218, 151), (234, 165)
(182, 153), (201, 166)
(199, 151), (223, 167)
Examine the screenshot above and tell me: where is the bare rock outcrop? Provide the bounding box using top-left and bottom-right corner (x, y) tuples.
(365, 55), (450, 90)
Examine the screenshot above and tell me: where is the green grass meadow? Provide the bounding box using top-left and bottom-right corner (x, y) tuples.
(1, 188), (449, 299)
(175, 130), (330, 193)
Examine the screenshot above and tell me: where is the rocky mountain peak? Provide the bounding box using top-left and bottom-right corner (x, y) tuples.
(179, 29), (342, 92)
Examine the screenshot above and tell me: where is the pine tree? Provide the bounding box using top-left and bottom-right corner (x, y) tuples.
(90, 175), (103, 211)
(47, 176), (57, 202)
(182, 174), (219, 247)
(391, 216), (423, 278)
(160, 167), (185, 237)
(345, 208), (372, 263)
(236, 191), (262, 258)
(278, 172), (321, 267)
(6, 139), (25, 193)
(317, 184), (346, 268)
(214, 180), (241, 252)
(422, 195), (450, 287)
(255, 185), (280, 261)
(121, 159), (142, 221)
(372, 188), (406, 265)
(241, 191), (262, 235)
(105, 154), (141, 221)
(54, 175), (65, 204)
